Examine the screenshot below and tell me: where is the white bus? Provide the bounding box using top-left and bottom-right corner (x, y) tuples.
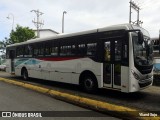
(6, 24), (153, 93)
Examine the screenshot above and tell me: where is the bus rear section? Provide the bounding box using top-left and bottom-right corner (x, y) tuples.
(6, 49), (16, 74)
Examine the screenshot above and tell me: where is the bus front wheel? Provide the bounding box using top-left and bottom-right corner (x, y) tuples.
(22, 68), (28, 80)
(81, 74), (98, 93)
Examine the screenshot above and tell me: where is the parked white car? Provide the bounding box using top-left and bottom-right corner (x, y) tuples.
(0, 63), (6, 71)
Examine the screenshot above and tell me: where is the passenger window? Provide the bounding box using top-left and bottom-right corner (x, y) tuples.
(33, 43), (44, 57)
(71, 45), (76, 55)
(45, 47), (51, 56)
(104, 41), (111, 62)
(51, 47), (58, 56)
(115, 40), (122, 61)
(24, 45), (32, 57)
(38, 47), (44, 56)
(45, 42), (52, 56)
(124, 44), (127, 59)
(60, 46), (68, 56)
(87, 43), (97, 56)
(33, 47), (38, 57)
(60, 45), (76, 56)
(16, 46), (24, 58)
(78, 44), (86, 55)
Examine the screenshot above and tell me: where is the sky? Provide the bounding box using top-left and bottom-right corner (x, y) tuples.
(0, 0), (160, 41)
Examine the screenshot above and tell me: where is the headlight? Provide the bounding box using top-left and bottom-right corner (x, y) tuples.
(131, 70), (140, 80)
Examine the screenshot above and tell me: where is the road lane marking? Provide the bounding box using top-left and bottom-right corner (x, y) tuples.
(0, 77), (159, 120)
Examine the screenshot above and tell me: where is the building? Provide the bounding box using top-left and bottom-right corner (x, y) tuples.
(33, 29), (59, 38)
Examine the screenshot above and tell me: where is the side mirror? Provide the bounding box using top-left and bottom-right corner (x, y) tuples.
(138, 31), (144, 44)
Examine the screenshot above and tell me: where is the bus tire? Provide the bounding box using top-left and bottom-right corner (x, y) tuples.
(81, 74), (98, 93)
(22, 68), (28, 80)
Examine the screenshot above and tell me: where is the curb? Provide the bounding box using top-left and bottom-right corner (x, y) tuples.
(0, 77), (159, 120)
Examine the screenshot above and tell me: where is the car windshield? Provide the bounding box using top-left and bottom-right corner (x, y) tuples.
(132, 34), (153, 66)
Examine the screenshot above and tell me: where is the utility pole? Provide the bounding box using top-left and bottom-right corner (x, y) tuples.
(31, 9), (44, 38)
(129, 0), (142, 26)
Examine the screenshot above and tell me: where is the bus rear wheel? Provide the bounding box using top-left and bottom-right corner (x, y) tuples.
(22, 69), (28, 80)
(81, 74), (98, 93)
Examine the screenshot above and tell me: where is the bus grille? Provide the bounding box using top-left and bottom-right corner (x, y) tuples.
(139, 81), (152, 88)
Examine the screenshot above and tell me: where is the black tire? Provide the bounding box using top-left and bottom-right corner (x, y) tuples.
(82, 74), (98, 93)
(22, 69), (28, 80)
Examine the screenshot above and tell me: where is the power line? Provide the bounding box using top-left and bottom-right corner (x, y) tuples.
(142, 2), (160, 10)
(139, 0), (160, 9)
(138, 0), (152, 6)
(31, 9), (44, 38)
(129, 0), (143, 26)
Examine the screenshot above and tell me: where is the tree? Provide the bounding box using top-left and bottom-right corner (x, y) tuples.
(0, 37), (9, 54)
(0, 25), (35, 55)
(9, 25), (35, 44)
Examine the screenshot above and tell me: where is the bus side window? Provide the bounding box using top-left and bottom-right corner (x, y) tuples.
(45, 42), (52, 56)
(60, 46), (67, 56)
(87, 43), (97, 56)
(33, 44), (39, 57)
(16, 46), (24, 58)
(34, 43), (44, 57)
(60, 45), (76, 56)
(51, 46), (58, 56)
(71, 45), (77, 55)
(45, 47), (51, 56)
(115, 40), (122, 61)
(24, 45), (32, 57)
(33, 48), (38, 57)
(38, 47), (44, 56)
(78, 44), (86, 56)
(104, 41), (110, 62)
(124, 45), (127, 58)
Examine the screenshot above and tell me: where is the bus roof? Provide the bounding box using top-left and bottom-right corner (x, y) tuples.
(7, 23), (137, 47)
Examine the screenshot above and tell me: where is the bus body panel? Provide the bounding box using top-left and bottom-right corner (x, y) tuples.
(13, 58), (102, 86)
(6, 59), (12, 73)
(121, 66), (129, 92)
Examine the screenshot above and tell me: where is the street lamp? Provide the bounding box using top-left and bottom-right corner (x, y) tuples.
(62, 11), (67, 33)
(7, 13), (14, 31)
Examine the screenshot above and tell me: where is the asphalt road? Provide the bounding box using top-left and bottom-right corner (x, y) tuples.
(0, 79), (120, 120)
(0, 71), (160, 119)
(1, 71), (159, 112)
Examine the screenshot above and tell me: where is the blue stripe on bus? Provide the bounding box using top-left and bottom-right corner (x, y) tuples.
(15, 59), (41, 67)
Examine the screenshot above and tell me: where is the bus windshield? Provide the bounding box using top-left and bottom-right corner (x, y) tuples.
(132, 34), (153, 66)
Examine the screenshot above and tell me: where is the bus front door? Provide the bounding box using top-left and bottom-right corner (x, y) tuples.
(103, 40), (121, 90)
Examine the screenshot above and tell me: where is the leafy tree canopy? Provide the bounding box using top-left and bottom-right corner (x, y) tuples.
(0, 25), (35, 53)
(9, 25), (35, 44)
